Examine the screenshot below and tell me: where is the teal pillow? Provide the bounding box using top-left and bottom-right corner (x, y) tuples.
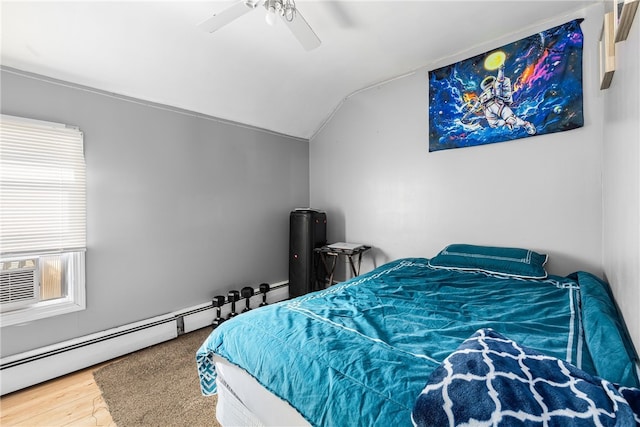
(428, 244), (548, 279)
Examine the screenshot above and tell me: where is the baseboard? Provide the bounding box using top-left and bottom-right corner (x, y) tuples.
(0, 281), (289, 395)
(0, 314), (178, 396)
(177, 281), (289, 333)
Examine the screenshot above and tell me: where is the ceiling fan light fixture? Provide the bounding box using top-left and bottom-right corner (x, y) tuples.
(282, 0), (296, 22)
(265, 3), (277, 26)
(263, 0), (297, 25)
(200, 0), (319, 50)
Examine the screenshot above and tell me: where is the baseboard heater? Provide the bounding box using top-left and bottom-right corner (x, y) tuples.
(0, 281), (288, 396)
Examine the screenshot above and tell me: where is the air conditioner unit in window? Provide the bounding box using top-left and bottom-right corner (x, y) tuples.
(0, 258), (39, 311)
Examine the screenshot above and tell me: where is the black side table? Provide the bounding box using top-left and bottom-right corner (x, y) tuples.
(315, 243), (371, 287)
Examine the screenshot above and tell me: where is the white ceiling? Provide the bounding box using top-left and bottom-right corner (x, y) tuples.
(1, 1), (599, 140)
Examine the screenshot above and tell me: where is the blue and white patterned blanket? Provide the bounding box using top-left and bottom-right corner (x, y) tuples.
(412, 329), (640, 426)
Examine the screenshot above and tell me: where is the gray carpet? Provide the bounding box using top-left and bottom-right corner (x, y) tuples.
(94, 327), (221, 427)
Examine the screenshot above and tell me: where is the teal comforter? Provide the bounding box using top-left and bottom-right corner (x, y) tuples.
(196, 258), (638, 426)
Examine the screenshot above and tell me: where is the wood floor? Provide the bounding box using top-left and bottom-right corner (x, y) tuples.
(0, 363), (116, 427)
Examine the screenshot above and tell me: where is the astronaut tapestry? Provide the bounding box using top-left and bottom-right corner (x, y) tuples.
(428, 19), (584, 152)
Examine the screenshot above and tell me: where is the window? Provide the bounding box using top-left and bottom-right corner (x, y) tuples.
(0, 115), (86, 326)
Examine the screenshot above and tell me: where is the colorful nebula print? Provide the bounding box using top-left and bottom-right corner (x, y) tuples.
(428, 19), (584, 152)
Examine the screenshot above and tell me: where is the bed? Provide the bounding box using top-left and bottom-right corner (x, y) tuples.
(196, 244), (640, 426)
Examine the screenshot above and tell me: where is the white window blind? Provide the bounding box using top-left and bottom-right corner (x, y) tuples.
(0, 115), (86, 255)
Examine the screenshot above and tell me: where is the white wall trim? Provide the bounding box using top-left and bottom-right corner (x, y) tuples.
(0, 313), (177, 395)
(179, 281), (289, 333)
(0, 282), (289, 395)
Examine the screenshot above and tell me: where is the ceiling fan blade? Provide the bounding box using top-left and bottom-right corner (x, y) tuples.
(198, 1), (258, 33)
(282, 9), (321, 51)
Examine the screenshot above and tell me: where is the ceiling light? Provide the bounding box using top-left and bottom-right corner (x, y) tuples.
(265, 7), (276, 25)
(264, 0), (297, 26)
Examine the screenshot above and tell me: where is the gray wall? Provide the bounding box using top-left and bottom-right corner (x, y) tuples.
(1, 69), (309, 356)
(602, 16), (640, 352)
(311, 6), (605, 278)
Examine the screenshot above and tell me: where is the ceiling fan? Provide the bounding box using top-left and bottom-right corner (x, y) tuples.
(198, 0), (321, 51)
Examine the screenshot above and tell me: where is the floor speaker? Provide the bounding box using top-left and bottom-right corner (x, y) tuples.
(289, 209), (326, 298)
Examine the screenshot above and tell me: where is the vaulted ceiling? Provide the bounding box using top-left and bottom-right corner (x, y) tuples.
(1, 1), (599, 139)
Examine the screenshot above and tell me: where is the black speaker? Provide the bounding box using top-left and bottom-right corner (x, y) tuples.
(289, 209), (327, 298)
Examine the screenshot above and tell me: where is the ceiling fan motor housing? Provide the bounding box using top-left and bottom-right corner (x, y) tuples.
(244, 0), (261, 8)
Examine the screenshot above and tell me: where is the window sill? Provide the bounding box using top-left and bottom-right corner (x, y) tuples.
(1, 297), (86, 327)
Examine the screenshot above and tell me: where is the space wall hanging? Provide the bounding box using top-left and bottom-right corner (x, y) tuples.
(428, 19), (584, 152)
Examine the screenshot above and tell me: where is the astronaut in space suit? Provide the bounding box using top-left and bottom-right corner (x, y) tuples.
(468, 65), (537, 135)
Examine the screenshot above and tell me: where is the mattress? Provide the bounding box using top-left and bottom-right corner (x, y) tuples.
(213, 355), (309, 426)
